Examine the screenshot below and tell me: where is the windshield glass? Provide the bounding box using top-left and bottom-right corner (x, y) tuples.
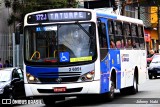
(0, 71), (11, 82)
(151, 55), (160, 63)
(24, 22), (97, 66)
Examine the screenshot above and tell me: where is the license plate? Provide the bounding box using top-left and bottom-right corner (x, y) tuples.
(54, 87), (66, 92)
(157, 71), (160, 73)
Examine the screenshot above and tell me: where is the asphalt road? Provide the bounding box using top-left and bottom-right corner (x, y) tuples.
(8, 77), (160, 107)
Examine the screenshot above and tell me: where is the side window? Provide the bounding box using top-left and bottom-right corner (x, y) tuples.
(131, 24), (139, 49)
(108, 20), (115, 48)
(138, 25), (145, 49)
(17, 69), (24, 80)
(123, 23), (132, 48)
(114, 21), (123, 49)
(12, 70), (20, 79)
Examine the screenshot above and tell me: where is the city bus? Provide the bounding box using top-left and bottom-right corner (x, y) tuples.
(22, 8), (147, 105)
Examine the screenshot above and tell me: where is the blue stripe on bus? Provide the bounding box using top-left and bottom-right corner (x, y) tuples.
(100, 50), (121, 93)
(109, 50), (121, 89)
(26, 66), (58, 78)
(100, 55), (110, 93)
(96, 13), (117, 19)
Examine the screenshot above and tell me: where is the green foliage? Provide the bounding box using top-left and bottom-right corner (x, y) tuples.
(4, 0), (78, 27)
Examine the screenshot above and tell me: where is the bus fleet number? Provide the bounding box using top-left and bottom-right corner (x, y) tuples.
(69, 67), (81, 71)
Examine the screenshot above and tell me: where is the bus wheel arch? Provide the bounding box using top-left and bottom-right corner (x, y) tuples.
(106, 69), (116, 101)
(110, 69), (116, 89)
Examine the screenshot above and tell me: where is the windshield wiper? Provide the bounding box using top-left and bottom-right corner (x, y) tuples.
(75, 21), (93, 39)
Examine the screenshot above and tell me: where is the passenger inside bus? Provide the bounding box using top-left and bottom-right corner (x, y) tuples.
(116, 40), (121, 48)
(110, 40), (116, 48)
(126, 39), (132, 48)
(132, 40), (137, 48)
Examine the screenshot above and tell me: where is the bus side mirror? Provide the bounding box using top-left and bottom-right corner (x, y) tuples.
(15, 31), (20, 44)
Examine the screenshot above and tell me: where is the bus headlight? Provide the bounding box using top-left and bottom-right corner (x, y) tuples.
(79, 70), (95, 82)
(26, 73), (41, 83)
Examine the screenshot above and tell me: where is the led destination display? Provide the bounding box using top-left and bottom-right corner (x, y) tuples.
(27, 11), (91, 23)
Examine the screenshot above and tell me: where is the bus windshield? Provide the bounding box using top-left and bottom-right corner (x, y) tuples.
(24, 22), (97, 66)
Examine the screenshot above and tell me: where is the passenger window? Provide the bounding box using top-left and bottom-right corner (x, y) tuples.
(12, 70), (20, 79)
(131, 24), (139, 49)
(17, 69), (24, 80)
(114, 21), (122, 36)
(138, 25), (145, 49)
(123, 23), (132, 48)
(108, 20), (115, 48)
(114, 21), (123, 49)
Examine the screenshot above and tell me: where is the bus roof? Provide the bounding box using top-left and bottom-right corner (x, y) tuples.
(96, 11), (143, 25)
(25, 8), (95, 16)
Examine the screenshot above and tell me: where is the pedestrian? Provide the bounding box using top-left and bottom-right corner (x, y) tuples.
(3, 60), (12, 68)
(0, 58), (3, 68)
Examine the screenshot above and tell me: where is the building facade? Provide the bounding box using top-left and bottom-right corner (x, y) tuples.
(0, 0), (13, 65)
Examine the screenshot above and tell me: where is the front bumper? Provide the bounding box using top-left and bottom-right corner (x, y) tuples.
(148, 68), (160, 76)
(25, 80), (100, 97)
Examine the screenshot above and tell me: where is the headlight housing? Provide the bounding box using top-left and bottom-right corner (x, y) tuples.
(78, 70), (95, 82)
(26, 73), (41, 83)
(0, 88), (4, 94)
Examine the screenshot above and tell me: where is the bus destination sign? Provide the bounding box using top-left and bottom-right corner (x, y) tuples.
(27, 11), (91, 23)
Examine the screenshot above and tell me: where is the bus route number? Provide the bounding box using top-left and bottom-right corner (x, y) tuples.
(69, 67), (81, 72)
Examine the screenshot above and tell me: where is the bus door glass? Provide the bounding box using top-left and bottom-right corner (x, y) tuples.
(97, 18), (108, 61)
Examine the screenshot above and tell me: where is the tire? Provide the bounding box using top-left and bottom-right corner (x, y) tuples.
(8, 93), (14, 107)
(129, 74), (138, 94)
(149, 75), (152, 79)
(106, 81), (114, 101)
(120, 88), (127, 95)
(43, 97), (56, 106)
(154, 76), (157, 79)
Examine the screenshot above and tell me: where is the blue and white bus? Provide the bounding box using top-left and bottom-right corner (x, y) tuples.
(22, 8), (147, 105)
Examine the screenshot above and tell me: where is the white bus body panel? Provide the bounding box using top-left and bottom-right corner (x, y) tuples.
(120, 50), (147, 88)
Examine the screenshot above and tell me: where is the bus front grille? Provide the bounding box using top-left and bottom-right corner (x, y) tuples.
(37, 72), (81, 83)
(38, 76), (80, 83)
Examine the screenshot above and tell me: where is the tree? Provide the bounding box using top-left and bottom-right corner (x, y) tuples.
(4, 0), (78, 32)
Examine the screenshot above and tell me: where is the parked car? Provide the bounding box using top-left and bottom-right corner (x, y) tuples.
(0, 67), (25, 100)
(147, 53), (154, 66)
(148, 54), (160, 79)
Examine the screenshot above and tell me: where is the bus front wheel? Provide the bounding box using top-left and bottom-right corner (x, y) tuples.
(106, 81), (114, 101)
(149, 75), (152, 79)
